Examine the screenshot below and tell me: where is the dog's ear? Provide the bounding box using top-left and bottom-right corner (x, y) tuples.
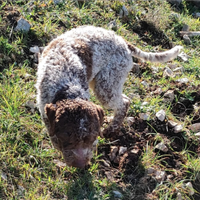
(45, 103), (57, 126)
(96, 105), (104, 125)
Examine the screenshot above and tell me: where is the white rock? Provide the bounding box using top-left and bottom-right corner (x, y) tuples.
(139, 113), (150, 120)
(173, 66), (184, 72)
(189, 123), (200, 132)
(163, 67), (174, 77)
(186, 182), (195, 195)
(156, 109), (166, 122)
(154, 88), (162, 95)
(113, 190), (123, 198)
(126, 117), (135, 126)
(195, 132), (200, 137)
(168, 120), (178, 128)
(151, 66), (159, 73)
(141, 81), (149, 87)
(1, 171), (7, 181)
(15, 18), (31, 32)
(174, 124), (184, 133)
(30, 46), (40, 54)
(176, 77), (189, 84)
(178, 52), (189, 62)
(119, 146), (127, 156)
(155, 142), (168, 152)
(164, 90), (175, 102)
(177, 192), (182, 200)
(155, 170), (166, 182)
(141, 102), (149, 106)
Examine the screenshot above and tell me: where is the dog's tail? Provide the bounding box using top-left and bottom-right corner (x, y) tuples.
(127, 42), (183, 63)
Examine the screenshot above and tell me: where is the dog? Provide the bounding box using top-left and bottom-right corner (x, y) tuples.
(36, 26), (182, 168)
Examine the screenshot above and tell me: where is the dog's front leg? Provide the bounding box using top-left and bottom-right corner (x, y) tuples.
(103, 94), (130, 138)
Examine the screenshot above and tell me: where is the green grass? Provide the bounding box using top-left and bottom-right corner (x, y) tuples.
(0, 0), (200, 199)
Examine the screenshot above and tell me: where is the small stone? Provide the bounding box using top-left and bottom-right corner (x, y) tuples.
(109, 146), (118, 161)
(195, 132), (200, 137)
(189, 123), (200, 132)
(178, 52), (189, 62)
(155, 142), (168, 152)
(185, 182), (194, 195)
(168, 120), (178, 128)
(15, 18), (31, 32)
(163, 67), (174, 77)
(108, 20), (117, 31)
(53, 159), (66, 168)
(182, 24), (190, 31)
(174, 124), (184, 133)
(130, 148), (139, 154)
(141, 81), (149, 87)
(173, 66), (184, 72)
(126, 117), (135, 126)
(183, 35), (191, 45)
(156, 109), (166, 122)
(154, 88), (162, 95)
(177, 192), (182, 200)
(139, 113), (150, 120)
(1, 171), (7, 181)
(141, 102), (149, 106)
(119, 146), (127, 156)
(54, 0), (63, 4)
(151, 66), (159, 73)
(167, 174), (173, 181)
(30, 46), (40, 54)
(119, 5), (128, 18)
(176, 77), (189, 84)
(146, 167), (155, 175)
(113, 190), (123, 199)
(193, 12), (200, 18)
(164, 90), (175, 102)
(155, 170), (166, 182)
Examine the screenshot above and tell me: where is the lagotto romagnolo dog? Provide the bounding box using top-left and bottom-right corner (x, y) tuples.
(36, 26), (183, 168)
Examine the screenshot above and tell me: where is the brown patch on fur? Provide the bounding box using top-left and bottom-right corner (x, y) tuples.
(42, 38), (64, 58)
(126, 42), (137, 54)
(45, 99), (104, 167)
(72, 39), (93, 81)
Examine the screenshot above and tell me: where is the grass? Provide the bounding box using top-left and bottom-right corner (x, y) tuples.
(0, 0), (200, 199)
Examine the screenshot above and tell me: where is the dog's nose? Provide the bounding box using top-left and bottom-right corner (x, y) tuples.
(72, 159), (88, 169)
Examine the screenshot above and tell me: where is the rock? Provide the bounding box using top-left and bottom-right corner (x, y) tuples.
(168, 120), (178, 128)
(155, 142), (168, 153)
(109, 146), (118, 161)
(141, 102), (149, 106)
(146, 167), (155, 175)
(30, 46), (40, 54)
(178, 52), (189, 62)
(155, 170), (166, 182)
(132, 63), (140, 74)
(119, 5), (128, 18)
(54, 0), (63, 4)
(174, 124), (184, 133)
(186, 182), (194, 195)
(53, 159), (66, 168)
(164, 90), (175, 102)
(173, 66), (184, 72)
(151, 66), (159, 74)
(176, 77), (189, 84)
(119, 146), (127, 156)
(189, 123), (200, 132)
(182, 24), (190, 31)
(25, 100), (36, 113)
(113, 190), (123, 199)
(193, 12), (200, 18)
(167, 174), (173, 181)
(126, 117), (135, 126)
(1, 171), (7, 181)
(156, 109), (166, 122)
(163, 67), (174, 78)
(195, 132), (200, 137)
(17, 185), (25, 197)
(130, 148), (140, 154)
(167, 0), (182, 6)
(139, 113), (150, 120)
(154, 87), (162, 95)
(141, 81), (149, 87)
(177, 192), (182, 200)
(108, 20), (117, 31)
(183, 35), (191, 45)
(15, 18), (31, 32)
